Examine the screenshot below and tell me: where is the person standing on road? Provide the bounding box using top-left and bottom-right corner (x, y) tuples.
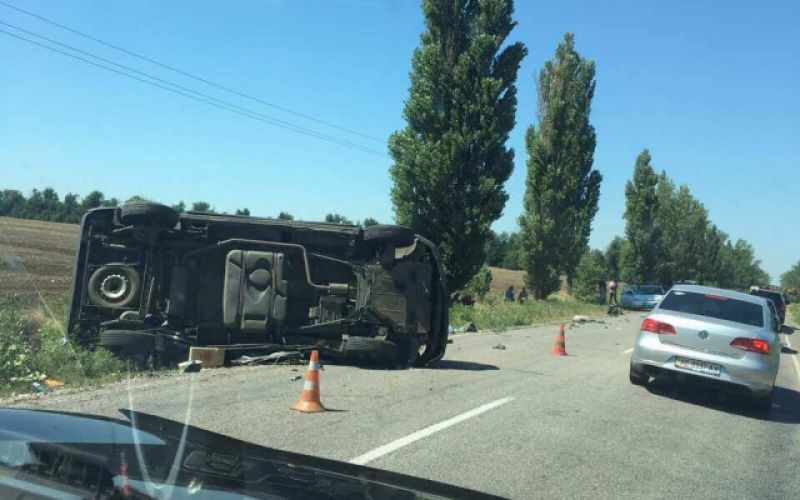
(609, 279), (618, 305)
(504, 285), (515, 302)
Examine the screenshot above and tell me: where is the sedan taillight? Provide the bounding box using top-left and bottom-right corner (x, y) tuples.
(641, 318), (676, 335)
(730, 337), (770, 355)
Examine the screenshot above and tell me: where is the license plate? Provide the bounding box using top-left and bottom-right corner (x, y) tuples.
(674, 357), (721, 376)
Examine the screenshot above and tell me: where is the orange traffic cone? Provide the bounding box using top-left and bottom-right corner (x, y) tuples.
(551, 323), (567, 356)
(292, 350), (326, 413)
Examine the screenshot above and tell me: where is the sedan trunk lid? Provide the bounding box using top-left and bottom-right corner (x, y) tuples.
(649, 312), (760, 358)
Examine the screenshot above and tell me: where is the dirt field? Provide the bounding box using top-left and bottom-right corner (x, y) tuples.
(488, 266), (525, 292)
(0, 217), (78, 297)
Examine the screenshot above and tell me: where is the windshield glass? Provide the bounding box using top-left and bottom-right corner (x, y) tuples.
(660, 291), (764, 327)
(637, 286), (664, 295)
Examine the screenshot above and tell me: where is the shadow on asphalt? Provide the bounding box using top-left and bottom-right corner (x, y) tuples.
(644, 378), (800, 423)
(427, 360), (499, 371)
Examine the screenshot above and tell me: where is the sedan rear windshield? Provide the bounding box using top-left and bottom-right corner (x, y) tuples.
(637, 286), (664, 295)
(659, 291), (763, 327)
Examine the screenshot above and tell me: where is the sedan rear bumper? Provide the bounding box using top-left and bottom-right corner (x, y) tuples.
(631, 332), (778, 397)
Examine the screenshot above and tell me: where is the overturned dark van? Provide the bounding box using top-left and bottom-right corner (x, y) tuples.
(66, 202), (449, 367)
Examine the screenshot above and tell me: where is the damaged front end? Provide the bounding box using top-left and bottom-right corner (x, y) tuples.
(66, 203), (448, 368)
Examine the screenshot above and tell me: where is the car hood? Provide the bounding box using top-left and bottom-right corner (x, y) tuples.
(0, 408), (500, 499)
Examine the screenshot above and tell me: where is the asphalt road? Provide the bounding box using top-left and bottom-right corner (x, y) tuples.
(10, 314), (800, 499)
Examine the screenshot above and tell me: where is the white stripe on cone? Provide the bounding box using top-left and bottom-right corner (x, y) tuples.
(309, 361), (320, 371)
(303, 380), (316, 391)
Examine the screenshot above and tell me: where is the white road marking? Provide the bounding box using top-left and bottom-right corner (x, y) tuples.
(349, 397), (514, 466)
(622, 348), (634, 355)
(783, 335), (800, 382)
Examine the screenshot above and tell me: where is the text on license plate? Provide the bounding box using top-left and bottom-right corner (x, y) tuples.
(674, 357), (721, 376)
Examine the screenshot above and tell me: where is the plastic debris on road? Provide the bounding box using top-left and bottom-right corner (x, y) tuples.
(290, 375), (302, 381)
(457, 322), (478, 333)
(492, 343), (506, 350)
(44, 378), (64, 389)
(178, 360), (202, 373)
(232, 351), (304, 366)
(573, 315), (605, 324)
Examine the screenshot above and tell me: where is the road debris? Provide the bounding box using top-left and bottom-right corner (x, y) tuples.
(456, 322), (478, 333)
(178, 360), (202, 373)
(492, 343), (506, 350)
(290, 375), (302, 381)
(44, 378), (64, 389)
(232, 351), (304, 366)
(573, 315), (605, 324)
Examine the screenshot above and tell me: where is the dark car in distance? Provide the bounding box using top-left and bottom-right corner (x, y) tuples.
(66, 202), (449, 367)
(750, 287), (788, 325)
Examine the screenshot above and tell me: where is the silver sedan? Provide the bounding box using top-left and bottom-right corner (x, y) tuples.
(630, 284), (780, 411)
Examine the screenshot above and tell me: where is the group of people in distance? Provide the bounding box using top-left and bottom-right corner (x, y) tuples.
(504, 285), (528, 303)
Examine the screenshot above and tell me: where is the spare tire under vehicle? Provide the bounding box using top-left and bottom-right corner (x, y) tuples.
(119, 201), (179, 228)
(86, 264), (141, 309)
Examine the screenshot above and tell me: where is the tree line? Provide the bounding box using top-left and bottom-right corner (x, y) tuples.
(483, 149), (771, 301)
(568, 151), (770, 301)
(0, 188), (378, 227)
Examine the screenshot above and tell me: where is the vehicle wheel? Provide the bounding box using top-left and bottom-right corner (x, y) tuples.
(99, 329), (155, 367)
(119, 201), (179, 228)
(629, 363), (648, 386)
(343, 336), (399, 367)
(388, 335), (419, 368)
(363, 225), (416, 247)
(87, 264), (141, 309)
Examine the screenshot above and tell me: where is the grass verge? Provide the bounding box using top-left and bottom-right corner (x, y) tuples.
(450, 291), (606, 331)
(0, 294), (127, 398)
(789, 303), (800, 327)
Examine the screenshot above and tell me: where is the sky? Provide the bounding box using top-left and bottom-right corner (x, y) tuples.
(0, 0), (797, 281)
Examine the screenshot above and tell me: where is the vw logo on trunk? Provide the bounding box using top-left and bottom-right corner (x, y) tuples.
(697, 330), (709, 340)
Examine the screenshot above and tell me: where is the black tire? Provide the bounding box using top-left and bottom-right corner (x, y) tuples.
(119, 201), (179, 228)
(363, 225), (416, 247)
(99, 329), (154, 352)
(344, 336), (398, 366)
(389, 334), (419, 368)
(87, 264), (141, 309)
(629, 363), (648, 386)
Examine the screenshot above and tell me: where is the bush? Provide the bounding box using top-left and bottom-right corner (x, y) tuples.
(463, 265), (492, 299)
(0, 294), (126, 396)
(573, 250), (607, 303)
